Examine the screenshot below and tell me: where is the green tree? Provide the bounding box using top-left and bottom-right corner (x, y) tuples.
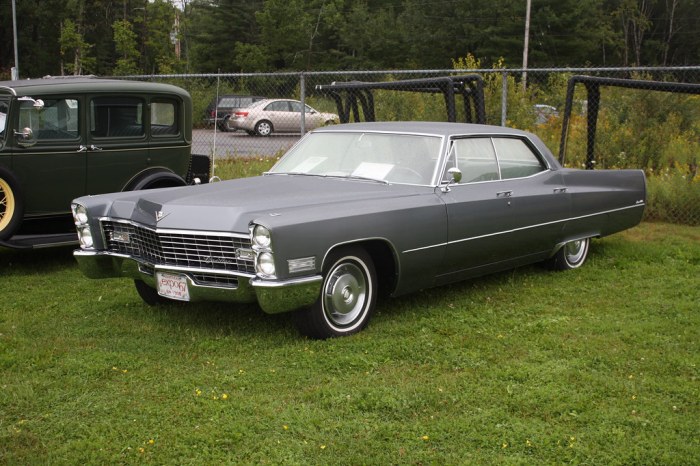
(112, 19), (141, 75)
(59, 18), (96, 75)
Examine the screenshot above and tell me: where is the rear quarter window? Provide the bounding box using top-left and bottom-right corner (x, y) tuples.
(151, 100), (178, 136)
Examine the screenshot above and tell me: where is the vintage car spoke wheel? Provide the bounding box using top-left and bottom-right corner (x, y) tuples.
(548, 238), (590, 270)
(297, 247), (377, 339)
(0, 169), (24, 241)
(255, 120), (273, 136)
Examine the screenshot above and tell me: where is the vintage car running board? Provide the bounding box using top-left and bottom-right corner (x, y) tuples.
(0, 233), (78, 249)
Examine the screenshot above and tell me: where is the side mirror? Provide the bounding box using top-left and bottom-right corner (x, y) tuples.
(14, 127), (37, 147)
(440, 167), (462, 193)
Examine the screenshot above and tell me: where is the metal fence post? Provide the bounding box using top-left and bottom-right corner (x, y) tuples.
(300, 72), (306, 134)
(501, 71), (508, 126)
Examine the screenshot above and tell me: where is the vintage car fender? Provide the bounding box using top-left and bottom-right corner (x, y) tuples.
(123, 168), (188, 191)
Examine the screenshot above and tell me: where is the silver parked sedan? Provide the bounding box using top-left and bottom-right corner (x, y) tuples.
(229, 98), (339, 136)
(72, 122), (646, 339)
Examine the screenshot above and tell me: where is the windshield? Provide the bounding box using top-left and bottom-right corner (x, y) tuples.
(270, 131), (442, 185)
(0, 99), (8, 138)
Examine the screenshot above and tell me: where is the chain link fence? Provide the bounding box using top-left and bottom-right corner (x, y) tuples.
(131, 67), (700, 225)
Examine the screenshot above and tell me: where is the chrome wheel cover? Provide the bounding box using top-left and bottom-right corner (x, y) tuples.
(322, 261), (367, 328)
(565, 239), (588, 266)
(257, 121), (272, 136)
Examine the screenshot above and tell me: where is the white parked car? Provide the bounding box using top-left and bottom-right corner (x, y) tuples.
(230, 99), (338, 136)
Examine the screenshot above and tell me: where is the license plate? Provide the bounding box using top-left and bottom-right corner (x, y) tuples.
(156, 272), (190, 301)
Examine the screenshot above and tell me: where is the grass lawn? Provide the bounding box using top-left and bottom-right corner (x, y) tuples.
(1, 216), (698, 464)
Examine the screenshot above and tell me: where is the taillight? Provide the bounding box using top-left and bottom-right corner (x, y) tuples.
(210, 110), (216, 117)
(235, 111), (249, 117)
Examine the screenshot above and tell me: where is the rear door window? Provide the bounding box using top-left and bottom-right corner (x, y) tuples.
(90, 97), (144, 138)
(492, 138), (546, 179)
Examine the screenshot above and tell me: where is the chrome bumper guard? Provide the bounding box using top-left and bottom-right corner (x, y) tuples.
(74, 250), (322, 314)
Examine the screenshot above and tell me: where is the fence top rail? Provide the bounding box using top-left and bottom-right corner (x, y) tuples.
(118, 66), (700, 80)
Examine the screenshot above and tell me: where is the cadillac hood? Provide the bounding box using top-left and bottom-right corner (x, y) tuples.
(77, 174), (428, 233)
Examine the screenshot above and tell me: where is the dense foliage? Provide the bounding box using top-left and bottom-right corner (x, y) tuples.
(1, 0), (700, 79)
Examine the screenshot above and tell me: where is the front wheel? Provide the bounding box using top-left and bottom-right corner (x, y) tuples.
(0, 168), (24, 241)
(547, 238), (590, 270)
(296, 247), (377, 339)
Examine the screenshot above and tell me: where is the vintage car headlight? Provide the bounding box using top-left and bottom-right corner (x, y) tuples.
(252, 224), (271, 248)
(77, 226), (94, 249)
(256, 252), (276, 276)
(71, 203), (94, 249)
(71, 203), (89, 225)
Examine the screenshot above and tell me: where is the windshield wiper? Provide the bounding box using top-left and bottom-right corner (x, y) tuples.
(345, 175), (389, 184)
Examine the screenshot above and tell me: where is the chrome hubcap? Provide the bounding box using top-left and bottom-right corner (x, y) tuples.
(565, 239), (587, 264)
(323, 262), (366, 327)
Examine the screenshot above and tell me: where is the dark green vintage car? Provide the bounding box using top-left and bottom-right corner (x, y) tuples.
(0, 77), (209, 248)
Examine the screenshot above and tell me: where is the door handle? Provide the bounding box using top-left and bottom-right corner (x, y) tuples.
(496, 190), (513, 198)
(89, 145), (103, 151)
(553, 187), (568, 193)
(77, 145), (87, 152)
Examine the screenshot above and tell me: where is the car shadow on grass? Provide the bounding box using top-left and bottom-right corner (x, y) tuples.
(0, 246), (77, 276)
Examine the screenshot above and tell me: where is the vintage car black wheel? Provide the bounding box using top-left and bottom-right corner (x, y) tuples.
(0, 168), (24, 241)
(134, 280), (170, 306)
(297, 247), (377, 339)
(548, 238), (590, 270)
(255, 120), (273, 136)
(126, 171), (187, 191)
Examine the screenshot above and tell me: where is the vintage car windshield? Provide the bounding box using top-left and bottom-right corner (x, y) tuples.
(0, 99), (8, 137)
(269, 131), (442, 185)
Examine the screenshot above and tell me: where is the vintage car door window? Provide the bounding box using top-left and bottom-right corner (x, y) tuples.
(19, 98), (79, 141)
(452, 137), (500, 183)
(492, 137), (546, 179)
(89, 97), (144, 138)
(13, 97), (86, 214)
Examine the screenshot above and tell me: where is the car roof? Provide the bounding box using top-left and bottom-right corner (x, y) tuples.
(0, 76), (190, 99)
(311, 121), (560, 168)
(312, 121), (533, 138)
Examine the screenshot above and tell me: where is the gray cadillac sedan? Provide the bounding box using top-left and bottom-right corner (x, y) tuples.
(72, 122), (646, 339)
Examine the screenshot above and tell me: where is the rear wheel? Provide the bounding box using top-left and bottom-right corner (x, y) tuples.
(296, 247), (377, 339)
(255, 120), (273, 136)
(547, 238), (590, 270)
(0, 168), (24, 241)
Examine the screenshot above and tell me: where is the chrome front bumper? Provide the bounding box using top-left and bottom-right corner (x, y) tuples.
(74, 249), (322, 314)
